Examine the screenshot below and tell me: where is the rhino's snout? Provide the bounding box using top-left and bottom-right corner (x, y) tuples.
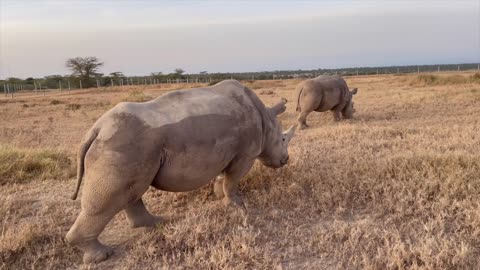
(280, 155), (289, 165)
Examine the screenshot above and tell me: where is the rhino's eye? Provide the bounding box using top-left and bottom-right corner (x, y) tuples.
(282, 138), (285, 142)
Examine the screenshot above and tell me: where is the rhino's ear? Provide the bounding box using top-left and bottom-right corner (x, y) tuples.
(283, 124), (297, 143)
(270, 98), (287, 116)
(350, 88), (358, 95)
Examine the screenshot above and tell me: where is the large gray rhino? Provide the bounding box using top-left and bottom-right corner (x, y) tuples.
(295, 75), (358, 129)
(66, 80), (296, 264)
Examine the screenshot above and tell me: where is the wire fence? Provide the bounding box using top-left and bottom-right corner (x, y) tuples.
(3, 63), (480, 99)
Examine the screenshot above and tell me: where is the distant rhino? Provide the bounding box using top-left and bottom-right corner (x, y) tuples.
(66, 80), (296, 264)
(295, 75), (358, 129)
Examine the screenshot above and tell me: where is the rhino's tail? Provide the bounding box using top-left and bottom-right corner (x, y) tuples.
(71, 127), (99, 200)
(296, 87), (303, 112)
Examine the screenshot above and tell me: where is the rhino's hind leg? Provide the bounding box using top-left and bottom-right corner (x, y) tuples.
(222, 159), (255, 208)
(297, 111), (310, 130)
(124, 198), (162, 228)
(66, 211), (115, 264)
(333, 109), (342, 122)
(66, 170), (156, 264)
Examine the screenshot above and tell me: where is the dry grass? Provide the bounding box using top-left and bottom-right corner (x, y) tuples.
(409, 73), (480, 86)
(1, 72), (480, 269)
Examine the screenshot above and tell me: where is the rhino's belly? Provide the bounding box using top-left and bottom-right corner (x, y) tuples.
(316, 99), (339, 112)
(151, 149), (234, 192)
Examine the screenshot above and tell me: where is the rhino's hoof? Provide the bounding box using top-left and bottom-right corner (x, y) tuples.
(213, 180), (225, 199)
(223, 196), (245, 209)
(83, 245), (113, 264)
(299, 124), (309, 130)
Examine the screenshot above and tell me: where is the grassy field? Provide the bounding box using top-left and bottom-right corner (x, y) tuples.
(1, 72), (480, 269)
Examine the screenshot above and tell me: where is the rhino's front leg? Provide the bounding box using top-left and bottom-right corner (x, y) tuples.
(222, 158), (255, 208)
(333, 109), (342, 121)
(124, 198), (162, 228)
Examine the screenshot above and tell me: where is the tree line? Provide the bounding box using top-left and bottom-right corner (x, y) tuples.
(1, 57), (479, 90)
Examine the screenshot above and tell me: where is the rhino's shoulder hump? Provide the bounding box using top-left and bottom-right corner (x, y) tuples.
(211, 79), (244, 88)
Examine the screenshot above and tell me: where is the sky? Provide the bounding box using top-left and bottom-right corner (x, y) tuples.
(0, 0), (479, 78)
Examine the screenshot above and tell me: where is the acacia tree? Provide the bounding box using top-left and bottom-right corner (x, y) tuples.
(174, 68), (185, 75)
(66, 56), (103, 88)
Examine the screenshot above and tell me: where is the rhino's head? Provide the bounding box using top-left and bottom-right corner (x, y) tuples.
(342, 88), (358, 119)
(258, 98), (297, 168)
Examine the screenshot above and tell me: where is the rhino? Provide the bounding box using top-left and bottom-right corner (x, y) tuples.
(66, 80), (296, 264)
(295, 75), (358, 129)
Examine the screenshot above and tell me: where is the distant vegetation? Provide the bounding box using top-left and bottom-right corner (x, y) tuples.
(1, 61), (479, 91)
(65, 56), (104, 88)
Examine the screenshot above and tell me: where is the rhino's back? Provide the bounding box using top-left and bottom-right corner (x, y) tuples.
(96, 80), (261, 136)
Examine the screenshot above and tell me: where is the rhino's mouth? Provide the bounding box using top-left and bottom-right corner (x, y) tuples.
(280, 156), (289, 165)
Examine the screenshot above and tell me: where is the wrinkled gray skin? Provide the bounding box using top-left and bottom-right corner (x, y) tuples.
(66, 80), (296, 264)
(295, 75), (358, 129)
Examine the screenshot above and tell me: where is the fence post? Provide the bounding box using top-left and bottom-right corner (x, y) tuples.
(397, 68), (399, 74)
(438, 66), (440, 72)
(111, 79), (114, 87)
(417, 66), (420, 74)
(59, 80), (62, 91)
(458, 65), (460, 71)
(80, 80), (83, 89)
(11, 84), (14, 99)
(68, 80), (71, 90)
(96, 79), (100, 88)
(3, 84), (6, 97)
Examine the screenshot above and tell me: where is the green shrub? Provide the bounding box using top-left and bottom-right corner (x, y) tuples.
(123, 91), (153, 102)
(65, 103), (81, 111)
(411, 73), (480, 86)
(0, 146), (75, 185)
(50, 100), (62, 105)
